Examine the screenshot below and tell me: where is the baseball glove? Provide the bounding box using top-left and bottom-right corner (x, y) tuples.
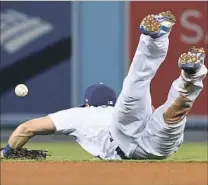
(1, 148), (50, 160)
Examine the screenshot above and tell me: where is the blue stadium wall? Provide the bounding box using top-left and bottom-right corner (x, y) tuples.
(0, 2), (127, 126)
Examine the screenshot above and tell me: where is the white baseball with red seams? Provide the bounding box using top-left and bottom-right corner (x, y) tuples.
(15, 84), (28, 97)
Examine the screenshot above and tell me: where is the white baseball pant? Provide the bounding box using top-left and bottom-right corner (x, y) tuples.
(110, 33), (207, 159)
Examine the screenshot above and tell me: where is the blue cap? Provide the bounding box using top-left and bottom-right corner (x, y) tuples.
(80, 84), (117, 107)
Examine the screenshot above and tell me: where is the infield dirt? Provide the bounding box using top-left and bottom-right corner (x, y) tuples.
(1, 162), (207, 185)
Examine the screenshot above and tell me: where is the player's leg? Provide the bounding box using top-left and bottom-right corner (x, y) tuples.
(163, 48), (206, 125)
(111, 11), (176, 138)
(141, 47), (207, 158)
(1, 116), (56, 158)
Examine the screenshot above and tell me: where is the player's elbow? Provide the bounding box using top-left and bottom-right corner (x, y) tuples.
(15, 116), (56, 137)
(16, 121), (36, 138)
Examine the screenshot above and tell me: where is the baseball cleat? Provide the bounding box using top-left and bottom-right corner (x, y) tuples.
(178, 46), (205, 75)
(140, 11), (176, 38)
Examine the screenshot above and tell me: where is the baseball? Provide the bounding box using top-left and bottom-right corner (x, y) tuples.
(15, 84), (28, 97)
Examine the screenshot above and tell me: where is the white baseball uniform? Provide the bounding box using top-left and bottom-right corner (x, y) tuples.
(49, 106), (122, 160)
(49, 33), (207, 160)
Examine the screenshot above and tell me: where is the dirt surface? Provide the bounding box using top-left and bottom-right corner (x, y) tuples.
(1, 162), (207, 185)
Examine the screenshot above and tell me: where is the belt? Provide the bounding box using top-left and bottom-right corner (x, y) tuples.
(109, 133), (130, 160)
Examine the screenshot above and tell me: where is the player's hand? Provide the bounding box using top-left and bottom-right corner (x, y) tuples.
(0, 148), (50, 160)
(0, 150), (5, 159)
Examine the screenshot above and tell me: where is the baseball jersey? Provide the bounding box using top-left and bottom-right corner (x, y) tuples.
(49, 106), (123, 160)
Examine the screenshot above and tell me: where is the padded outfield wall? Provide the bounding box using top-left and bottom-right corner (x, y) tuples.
(129, 1), (207, 118)
(0, 2), (207, 129)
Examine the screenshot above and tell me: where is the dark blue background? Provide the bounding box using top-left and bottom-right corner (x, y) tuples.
(1, 2), (72, 114)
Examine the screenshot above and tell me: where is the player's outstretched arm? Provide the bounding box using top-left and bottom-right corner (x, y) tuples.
(1, 116), (56, 158)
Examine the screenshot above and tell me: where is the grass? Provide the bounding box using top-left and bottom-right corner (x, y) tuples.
(1, 142), (207, 162)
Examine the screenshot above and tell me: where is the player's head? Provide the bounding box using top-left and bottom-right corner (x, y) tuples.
(80, 83), (117, 107)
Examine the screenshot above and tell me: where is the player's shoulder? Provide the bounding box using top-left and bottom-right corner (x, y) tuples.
(66, 106), (114, 123)
(70, 106), (114, 115)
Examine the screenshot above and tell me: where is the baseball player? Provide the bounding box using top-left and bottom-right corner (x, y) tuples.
(1, 11), (207, 160)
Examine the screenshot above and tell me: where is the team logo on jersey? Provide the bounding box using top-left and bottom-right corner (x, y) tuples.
(108, 101), (113, 105)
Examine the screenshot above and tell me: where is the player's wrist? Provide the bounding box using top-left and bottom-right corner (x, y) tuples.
(2, 144), (14, 157)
